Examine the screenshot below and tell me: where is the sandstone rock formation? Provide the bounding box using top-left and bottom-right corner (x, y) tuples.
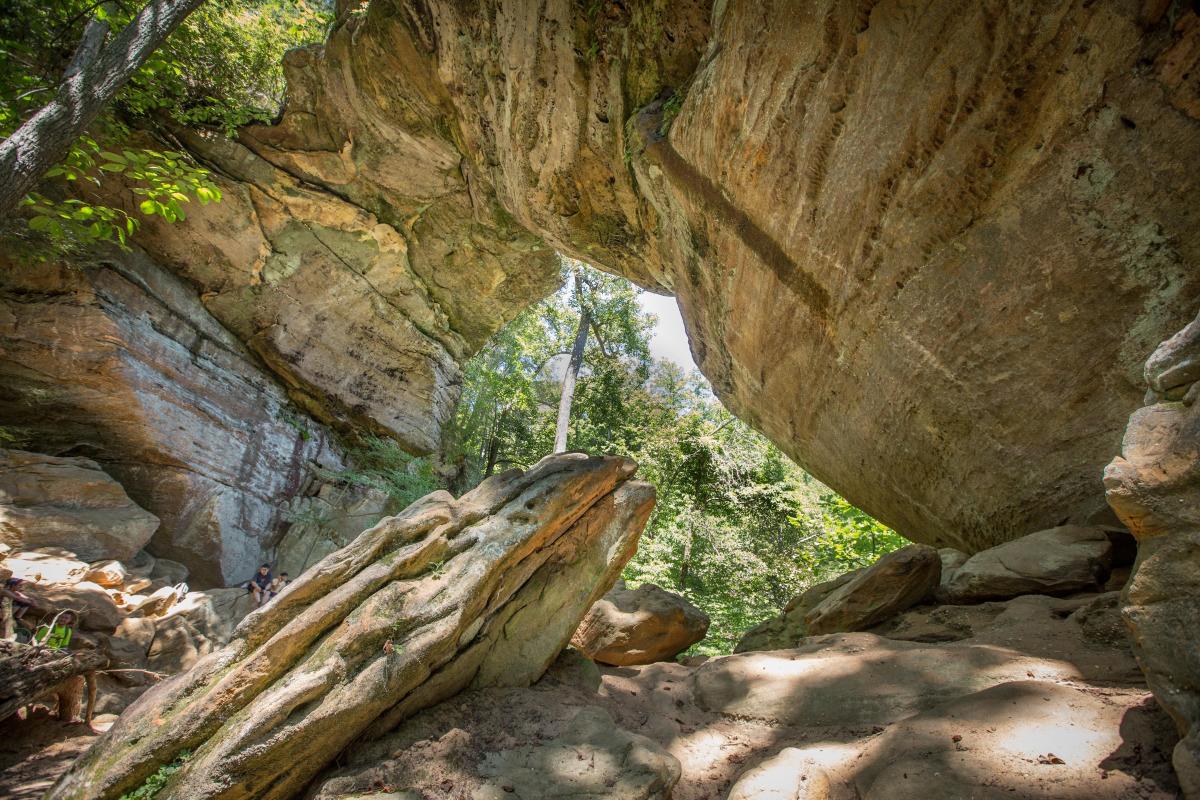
(0, 254), (351, 586)
(803, 544), (941, 635)
(940, 526), (1113, 603)
(1105, 307), (1200, 798)
(0, 450), (158, 563)
(571, 582), (709, 665)
(49, 453), (653, 800)
(15, 0), (1192, 564)
(734, 570), (859, 653)
(398, 581), (1170, 800)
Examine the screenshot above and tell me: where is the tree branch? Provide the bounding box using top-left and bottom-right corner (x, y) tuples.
(0, 0), (208, 219)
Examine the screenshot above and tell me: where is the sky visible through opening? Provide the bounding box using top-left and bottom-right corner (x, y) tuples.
(636, 292), (700, 374)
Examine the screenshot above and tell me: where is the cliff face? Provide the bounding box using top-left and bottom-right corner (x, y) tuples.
(227, 0), (1199, 551)
(5, 0), (1199, 566)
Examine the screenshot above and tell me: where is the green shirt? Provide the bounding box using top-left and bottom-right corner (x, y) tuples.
(33, 623), (73, 649)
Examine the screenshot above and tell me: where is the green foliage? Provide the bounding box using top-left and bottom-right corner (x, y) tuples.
(0, 0), (328, 251)
(120, 0), (332, 135)
(446, 260), (904, 655)
(117, 749), (191, 800)
(321, 435), (439, 509)
(658, 90), (684, 135)
(17, 136), (221, 251)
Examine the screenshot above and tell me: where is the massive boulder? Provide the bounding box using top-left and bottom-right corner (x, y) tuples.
(0, 450), (158, 562)
(49, 454), (653, 800)
(1105, 307), (1200, 798)
(803, 544), (941, 635)
(23, 0), (1192, 561)
(940, 526), (1114, 603)
(571, 582), (710, 665)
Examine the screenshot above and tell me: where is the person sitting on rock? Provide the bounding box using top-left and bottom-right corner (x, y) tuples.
(247, 564), (273, 607)
(2, 577), (33, 622)
(267, 572), (290, 601)
(32, 610), (75, 650)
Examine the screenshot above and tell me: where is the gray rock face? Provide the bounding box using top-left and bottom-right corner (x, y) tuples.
(941, 526), (1113, 603)
(1105, 307), (1200, 799)
(804, 544), (941, 635)
(571, 583), (710, 666)
(0, 253), (348, 587)
(0, 450), (158, 562)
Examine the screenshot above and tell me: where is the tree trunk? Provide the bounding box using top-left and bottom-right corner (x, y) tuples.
(0, 640), (107, 722)
(0, 0), (207, 219)
(554, 296), (591, 453)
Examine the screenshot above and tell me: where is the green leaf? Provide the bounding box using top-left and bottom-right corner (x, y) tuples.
(138, 200), (157, 215)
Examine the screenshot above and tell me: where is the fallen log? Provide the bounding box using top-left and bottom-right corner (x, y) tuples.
(49, 453), (654, 800)
(0, 639), (108, 722)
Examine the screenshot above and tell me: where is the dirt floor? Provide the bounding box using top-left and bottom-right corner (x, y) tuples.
(0, 591), (1186, 799)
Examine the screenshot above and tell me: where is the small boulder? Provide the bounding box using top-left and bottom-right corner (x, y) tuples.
(804, 544), (941, 635)
(735, 571), (859, 652)
(24, 579), (123, 632)
(0, 449), (159, 561)
(941, 525), (1112, 603)
(571, 583), (709, 665)
(84, 560), (128, 588)
(149, 557), (189, 586)
(130, 584), (184, 618)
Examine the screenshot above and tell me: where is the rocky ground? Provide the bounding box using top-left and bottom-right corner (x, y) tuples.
(309, 586), (1181, 800)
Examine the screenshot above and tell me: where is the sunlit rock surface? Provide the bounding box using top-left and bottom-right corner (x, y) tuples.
(1106, 307), (1200, 798)
(49, 454), (652, 800)
(89, 0), (1198, 554)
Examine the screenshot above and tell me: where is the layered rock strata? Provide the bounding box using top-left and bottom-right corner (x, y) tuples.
(49, 453), (653, 800)
(0, 252), (349, 586)
(1106, 307), (1200, 798)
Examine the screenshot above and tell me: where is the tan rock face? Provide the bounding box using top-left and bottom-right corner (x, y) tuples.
(572, 582), (710, 666)
(124, 0), (1200, 554)
(50, 453), (653, 800)
(1105, 308), (1200, 798)
(804, 544), (941, 635)
(0, 450), (158, 562)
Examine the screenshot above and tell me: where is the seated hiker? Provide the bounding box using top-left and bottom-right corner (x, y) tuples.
(267, 572), (290, 601)
(32, 609), (76, 650)
(247, 563), (273, 607)
(2, 576), (33, 621)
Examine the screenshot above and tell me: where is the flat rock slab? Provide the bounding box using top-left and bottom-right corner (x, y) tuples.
(804, 544), (941, 634)
(942, 525), (1113, 603)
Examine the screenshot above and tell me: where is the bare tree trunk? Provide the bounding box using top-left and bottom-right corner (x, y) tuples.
(554, 287), (591, 453)
(0, 0), (207, 218)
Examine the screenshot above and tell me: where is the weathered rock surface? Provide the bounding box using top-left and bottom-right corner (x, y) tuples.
(940, 526), (1113, 603)
(0, 451), (158, 563)
(0, 253), (364, 587)
(31, 0), (1195, 561)
(725, 748), (833, 800)
(571, 582), (709, 665)
(734, 571), (858, 653)
(804, 544), (941, 635)
(49, 454), (653, 800)
(1105, 307), (1200, 798)
(311, 689), (680, 800)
